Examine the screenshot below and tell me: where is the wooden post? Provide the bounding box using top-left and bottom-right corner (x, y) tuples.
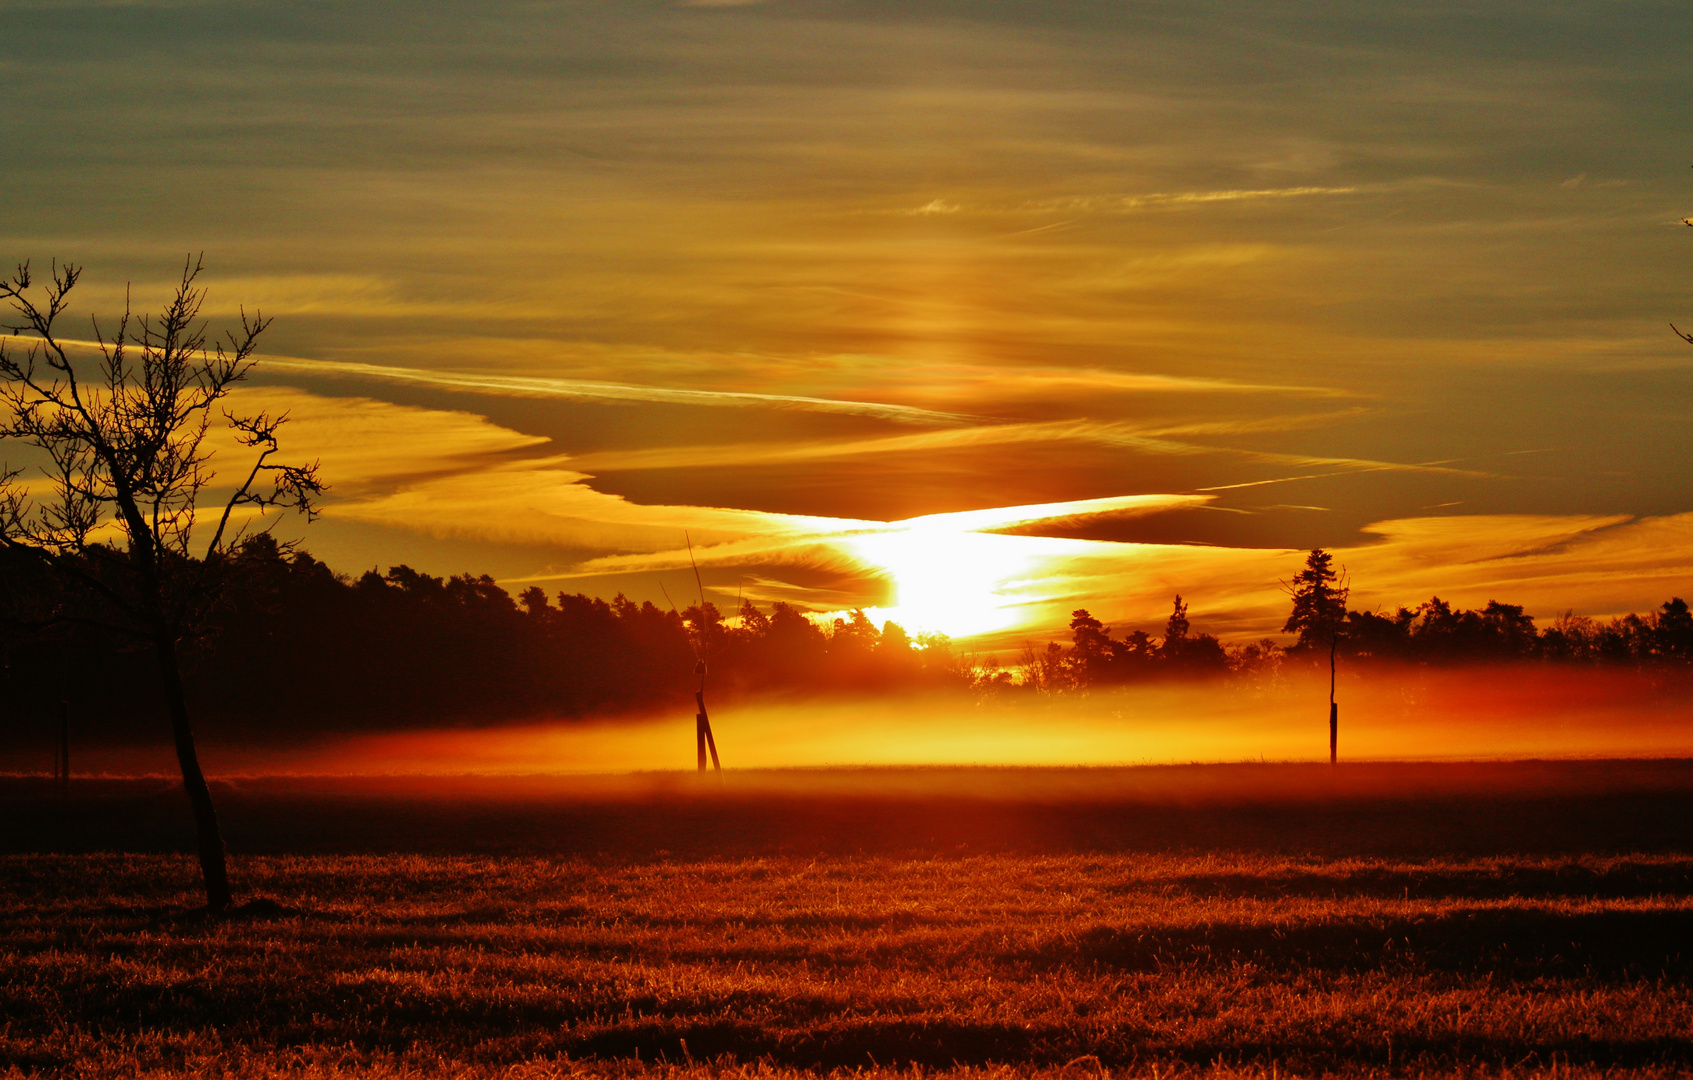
(697, 691), (721, 773)
(692, 656), (722, 777)
(695, 694), (708, 773)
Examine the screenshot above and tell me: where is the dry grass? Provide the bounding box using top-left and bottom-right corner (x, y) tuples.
(4, 851), (1693, 1079)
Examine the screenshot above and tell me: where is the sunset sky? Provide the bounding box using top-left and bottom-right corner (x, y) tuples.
(4, 0), (1692, 647)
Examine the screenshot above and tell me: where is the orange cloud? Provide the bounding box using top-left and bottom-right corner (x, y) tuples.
(194, 392), (1693, 648)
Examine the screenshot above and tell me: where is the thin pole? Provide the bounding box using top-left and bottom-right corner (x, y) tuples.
(696, 702), (708, 772)
(686, 532), (706, 611)
(1329, 629), (1338, 765)
(662, 578), (717, 777)
(695, 661), (708, 773)
(686, 534), (723, 779)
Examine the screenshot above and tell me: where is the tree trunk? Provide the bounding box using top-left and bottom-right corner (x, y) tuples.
(155, 634), (231, 910)
(1329, 628), (1339, 764)
(1329, 701), (1338, 764)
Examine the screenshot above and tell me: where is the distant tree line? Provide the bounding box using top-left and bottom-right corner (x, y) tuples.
(1013, 596), (1245, 693)
(1028, 549), (1693, 694)
(5, 540), (1693, 742)
(1, 535), (971, 741)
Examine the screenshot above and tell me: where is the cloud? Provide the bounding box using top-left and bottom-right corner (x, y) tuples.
(260, 356), (972, 427)
(566, 493), (1208, 569)
(563, 411), (1462, 480)
(563, 419), (1134, 473)
(1340, 514), (1693, 620)
(7, 0), (1686, 635)
(221, 386), (551, 493)
(4, 380), (548, 498)
(849, 361), (1357, 404)
(909, 199), (964, 215)
(1121, 186), (1361, 210)
(1026, 186), (1361, 215)
(555, 493), (1215, 637)
(230, 390), (1693, 644)
(900, 494), (1211, 534)
(327, 448), (879, 560)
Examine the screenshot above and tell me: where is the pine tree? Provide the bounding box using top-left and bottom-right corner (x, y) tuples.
(1164, 595), (1190, 644)
(1283, 549), (1348, 651)
(1284, 549), (1349, 764)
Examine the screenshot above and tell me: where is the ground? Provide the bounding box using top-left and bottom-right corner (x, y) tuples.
(3, 762), (1692, 1079)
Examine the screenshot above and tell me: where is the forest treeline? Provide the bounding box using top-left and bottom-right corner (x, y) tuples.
(0, 536), (970, 739)
(3, 537), (1692, 739)
(1036, 594), (1693, 692)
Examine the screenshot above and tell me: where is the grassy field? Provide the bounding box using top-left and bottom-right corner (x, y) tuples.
(4, 763), (1693, 1079)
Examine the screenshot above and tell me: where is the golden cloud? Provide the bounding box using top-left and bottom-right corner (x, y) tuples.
(223, 387), (550, 493)
(178, 391), (1693, 646)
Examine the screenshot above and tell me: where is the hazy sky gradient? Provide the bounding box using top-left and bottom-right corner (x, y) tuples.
(3, 0), (1690, 642)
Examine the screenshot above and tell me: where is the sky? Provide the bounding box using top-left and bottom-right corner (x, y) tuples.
(2, 0), (1692, 647)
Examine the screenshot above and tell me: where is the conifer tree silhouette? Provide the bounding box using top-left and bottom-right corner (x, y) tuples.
(1284, 550), (1349, 763)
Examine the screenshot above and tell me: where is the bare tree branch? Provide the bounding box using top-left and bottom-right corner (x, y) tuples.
(0, 256), (324, 912)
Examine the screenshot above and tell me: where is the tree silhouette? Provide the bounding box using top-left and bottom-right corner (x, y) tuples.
(1284, 549), (1348, 762)
(1160, 595), (1228, 674)
(1067, 608), (1114, 687)
(1655, 597), (1693, 661)
(1163, 595), (1190, 645)
(0, 258), (322, 910)
(1283, 550), (1348, 650)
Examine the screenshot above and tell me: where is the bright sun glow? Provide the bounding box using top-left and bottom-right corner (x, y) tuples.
(846, 528), (1033, 637)
(832, 495), (1180, 638)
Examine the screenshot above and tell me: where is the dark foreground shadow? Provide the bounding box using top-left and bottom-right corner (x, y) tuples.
(8, 762), (1693, 860)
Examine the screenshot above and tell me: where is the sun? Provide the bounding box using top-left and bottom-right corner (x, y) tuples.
(829, 495), (1194, 640)
(844, 525), (1095, 641)
(844, 527), (1022, 638)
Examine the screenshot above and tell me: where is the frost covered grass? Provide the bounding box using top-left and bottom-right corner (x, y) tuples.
(4, 850), (1692, 1079)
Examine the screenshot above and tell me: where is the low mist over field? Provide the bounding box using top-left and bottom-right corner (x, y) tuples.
(7, 664), (1688, 779)
(305, 667), (1693, 775)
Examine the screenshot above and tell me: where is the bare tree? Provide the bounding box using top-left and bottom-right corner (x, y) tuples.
(0, 257), (322, 910)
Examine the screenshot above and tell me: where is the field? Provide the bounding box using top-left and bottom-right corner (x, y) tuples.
(5, 762), (1693, 1079)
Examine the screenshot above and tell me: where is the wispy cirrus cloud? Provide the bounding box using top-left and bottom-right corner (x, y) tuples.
(1109, 185), (1361, 212)
(1009, 186), (1362, 216)
(851, 361), (1359, 403)
(221, 387), (549, 492)
(252, 351), (1359, 436)
(259, 356), (973, 426)
(566, 414), (1487, 479)
(885, 186), (1362, 219)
